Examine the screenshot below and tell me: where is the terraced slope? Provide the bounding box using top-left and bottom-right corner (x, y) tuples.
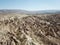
(0, 15), (60, 45)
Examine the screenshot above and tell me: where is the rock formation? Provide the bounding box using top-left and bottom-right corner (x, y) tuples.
(0, 14), (60, 45)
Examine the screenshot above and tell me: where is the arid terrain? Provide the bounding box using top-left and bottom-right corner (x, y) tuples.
(0, 10), (60, 45)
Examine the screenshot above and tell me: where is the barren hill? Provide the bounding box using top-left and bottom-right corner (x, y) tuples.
(0, 14), (60, 45)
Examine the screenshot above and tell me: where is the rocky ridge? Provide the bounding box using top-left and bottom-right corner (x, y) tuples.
(0, 15), (60, 45)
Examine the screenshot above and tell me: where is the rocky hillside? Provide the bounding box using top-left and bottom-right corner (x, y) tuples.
(0, 14), (60, 45)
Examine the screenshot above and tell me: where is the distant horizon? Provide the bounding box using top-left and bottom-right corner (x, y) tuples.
(0, 0), (60, 11)
(0, 8), (60, 11)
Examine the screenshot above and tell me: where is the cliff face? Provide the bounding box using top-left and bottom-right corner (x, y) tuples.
(0, 14), (60, 45)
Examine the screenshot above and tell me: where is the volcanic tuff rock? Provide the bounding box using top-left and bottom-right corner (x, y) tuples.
(0, 14), (60, 45)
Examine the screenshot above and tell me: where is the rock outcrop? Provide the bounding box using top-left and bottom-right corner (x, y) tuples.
(0, 15), (60, 45)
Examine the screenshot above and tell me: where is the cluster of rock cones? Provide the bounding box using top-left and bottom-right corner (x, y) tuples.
(0, 14), (60, 45)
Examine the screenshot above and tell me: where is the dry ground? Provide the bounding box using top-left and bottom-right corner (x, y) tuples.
(0, 14), (60, 45)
